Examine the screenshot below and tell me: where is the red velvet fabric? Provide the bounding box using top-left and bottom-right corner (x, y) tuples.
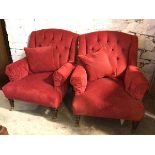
(2, 72), (66, 108)
(79, 48), (115, 81)
(5, 58), (29, 82)
(72, 31), (147, 121)
(72, 78), (144, 121)
(79, 31), (137, 78)
(28, 29), (78, 69)
(70, 65), (87, 95)
(124, 65), (149, 100)
(24, 46), (55, 72)
(53, 62), (75, 86)
(3, 29), (78, 109)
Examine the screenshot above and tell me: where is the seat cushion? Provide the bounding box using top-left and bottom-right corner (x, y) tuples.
(79, 48), (115, 81)
(2, 72), (66, 108)
(24, 46), (55, 73)
(72, 78), (144, 121)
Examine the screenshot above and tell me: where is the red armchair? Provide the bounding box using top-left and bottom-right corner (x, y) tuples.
(70, 31), (149, 128)
(2, 29), (78, 118)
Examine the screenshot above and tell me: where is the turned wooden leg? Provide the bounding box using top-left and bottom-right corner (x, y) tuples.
(8, 99), (14, 111)
(132, 121), (140, 130)
(120, 119), (125, 126)
(74, 115), (80, 127)
(51, 108), (58, 119)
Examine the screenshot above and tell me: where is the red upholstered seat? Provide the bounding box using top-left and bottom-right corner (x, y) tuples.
(71, 31), (149, 122)
(72, 78), (144, 121)
(2, 29), (78, 111)
(3, 72), (66, 108)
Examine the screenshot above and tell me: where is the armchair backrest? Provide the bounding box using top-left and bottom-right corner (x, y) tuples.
(28, 29), (78, 70)
(78, 31), (138, 77)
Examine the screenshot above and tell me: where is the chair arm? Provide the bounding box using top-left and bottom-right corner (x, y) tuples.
(5, 58), (29, 82)
(124, 65), (149, 100)
(53, 62), (75, 86)
(70, 65), (87, 95)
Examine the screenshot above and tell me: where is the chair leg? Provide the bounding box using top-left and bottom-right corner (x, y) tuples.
(8, 99), (14, 111)
(74, 115), (80, 127)
(132, 121), (140, 130)
(120, 119), (125, 126)
(51, 108), (58, 119)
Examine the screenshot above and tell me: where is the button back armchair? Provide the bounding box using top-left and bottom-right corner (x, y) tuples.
(2, 29), (78, 118)
(70, 31), (149, 128)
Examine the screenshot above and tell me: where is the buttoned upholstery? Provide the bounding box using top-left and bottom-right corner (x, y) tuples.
(29, 29), (78, 69)
(3, 29), (78, 109)
(79, 31), (138, 78)
(71, 31), (149, 122)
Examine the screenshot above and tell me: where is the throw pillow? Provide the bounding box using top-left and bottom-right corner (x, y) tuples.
(78, 48), (115, 81)
(24, 46), (55, 73)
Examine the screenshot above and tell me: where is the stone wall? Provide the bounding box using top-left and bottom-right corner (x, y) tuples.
(4, 19), (155, 82)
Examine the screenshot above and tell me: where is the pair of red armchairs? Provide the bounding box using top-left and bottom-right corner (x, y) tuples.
(2, 29), (149, 129)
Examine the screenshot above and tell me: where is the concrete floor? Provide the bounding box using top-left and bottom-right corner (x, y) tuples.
(0, 90), (155, 135)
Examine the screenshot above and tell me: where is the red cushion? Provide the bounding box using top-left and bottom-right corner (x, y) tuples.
(5, 58), (29, 82)
(72, 78), (144, 121)
(2, 72), (66, 108)
(70, 65), (87, 95)
(79, 32), (138, 77)
(28, 29), (78, 69)
(24, 46), (55, 73)
(53, 63), (75, 86)
(79, 48), (115, 81)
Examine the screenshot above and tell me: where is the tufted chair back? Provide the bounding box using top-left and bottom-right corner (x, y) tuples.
(28, 29), (78, 70)
(79, 31), (138, 78)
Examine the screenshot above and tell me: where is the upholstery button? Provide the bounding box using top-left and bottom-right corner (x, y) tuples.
(107, 40), (110, 43)
(117, 57), (119, 60)
(112, 48), (114, 51)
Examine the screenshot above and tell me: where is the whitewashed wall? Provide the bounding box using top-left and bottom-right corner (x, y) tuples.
(4, 19), (155, 82)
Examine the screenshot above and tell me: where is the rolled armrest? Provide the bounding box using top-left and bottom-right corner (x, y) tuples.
(53, 62), (75, 86)
(124, 65), (149, 100)
(70, 65), (87, 95)
(5, 58), (29, 82)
